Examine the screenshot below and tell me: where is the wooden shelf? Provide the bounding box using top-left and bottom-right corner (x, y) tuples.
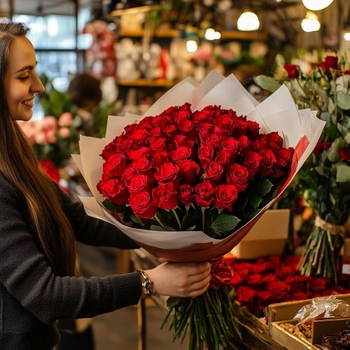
(118, 79), (178, 88)
(118, 29), (266, 41)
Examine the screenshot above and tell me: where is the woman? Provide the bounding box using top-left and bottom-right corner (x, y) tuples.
(0, 21), (211, 350)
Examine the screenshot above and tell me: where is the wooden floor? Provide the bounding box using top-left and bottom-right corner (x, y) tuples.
(75, 243), (186, 350)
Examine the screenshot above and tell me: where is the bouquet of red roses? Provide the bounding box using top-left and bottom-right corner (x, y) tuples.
(74, 71), (325, 349)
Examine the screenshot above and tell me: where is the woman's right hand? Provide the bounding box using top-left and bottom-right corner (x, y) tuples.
(144, 262), (211, 298)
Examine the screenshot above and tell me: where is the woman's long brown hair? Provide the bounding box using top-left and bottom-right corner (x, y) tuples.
(0, 22), (76, 276)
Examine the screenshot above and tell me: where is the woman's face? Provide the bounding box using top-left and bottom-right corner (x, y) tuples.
(4, 35), (45, 121)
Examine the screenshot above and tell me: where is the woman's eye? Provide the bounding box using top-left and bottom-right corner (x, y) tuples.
(19, 76), (29, 81)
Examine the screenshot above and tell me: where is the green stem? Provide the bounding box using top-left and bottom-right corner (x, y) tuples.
(154, 213), (166, 229)
(172, 209), (182, 230)
(201, 207), (206, 232)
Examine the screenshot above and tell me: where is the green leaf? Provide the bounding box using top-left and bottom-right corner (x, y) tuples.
(249, 193), (263, 208)
(252, 177), (274, 197)
(211, 213), (240, 236)
(182, 213), (198, 231)
(254, 75), (282, 93)
(337, 91), (350, 110)
(336, 164), (350, 182)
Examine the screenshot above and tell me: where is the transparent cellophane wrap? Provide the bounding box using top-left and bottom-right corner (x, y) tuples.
(73, 71), (325, 262)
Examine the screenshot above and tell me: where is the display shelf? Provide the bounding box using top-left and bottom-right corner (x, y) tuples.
(117, 79), (178, 88)
(118, 29), (266, 41)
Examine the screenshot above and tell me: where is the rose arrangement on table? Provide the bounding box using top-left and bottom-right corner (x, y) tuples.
(255, 55), (350, 283)
(225, 254), (350, 318)
(74, 71), (325, 349)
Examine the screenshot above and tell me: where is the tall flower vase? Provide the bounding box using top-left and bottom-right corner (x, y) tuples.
(298, 215), (346, 284)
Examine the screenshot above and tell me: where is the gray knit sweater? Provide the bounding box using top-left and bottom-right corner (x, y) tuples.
(0, 172), (142, 350)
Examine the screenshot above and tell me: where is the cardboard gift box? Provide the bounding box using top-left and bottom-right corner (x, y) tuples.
(230, 209), (290, 259)
(267, 294), (350, 350)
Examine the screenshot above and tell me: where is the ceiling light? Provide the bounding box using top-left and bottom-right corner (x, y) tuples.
(237, 10), (260, 31)
(302, 0), (333, 11)
(301, 11), (321, 32)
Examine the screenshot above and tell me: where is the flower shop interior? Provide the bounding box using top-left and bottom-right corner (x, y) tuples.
(4, 0), (350, 349)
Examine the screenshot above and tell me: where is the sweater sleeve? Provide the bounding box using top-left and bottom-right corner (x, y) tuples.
(0, 175), (142, 324)
(59, 186), (140, 249)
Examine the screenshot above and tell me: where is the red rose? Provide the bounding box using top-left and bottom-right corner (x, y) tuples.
(226, 163), (249, 192)
(195, 180), (215, 207)
(266, 131), (283, 147)
(128, 146), (151, 161)
(173, 102), (192, 124)
(198, 145), (214, 165)
(178, 184), (195, 206)
(154, 162), (179, 182)
(230, 274), (243, 287)
(205, 133), (221, 149)
(246, 120), (260, 140)
(168, 146), (192, 162)
(232, 117), (248, 138)
(132, 155), (154, 174)
(221, 137), (240, 162)
(213, 184), (238, 211)
(257, 291), (273, 303)
(242, 151), (262, 178)
(103, 152), (126, 177)
(149, 137), (167, 152)
(308, 277), (329, 293)
(204, 161), (224, 184)
(259, 148), (276, 177)
(340, 147), (350, 160)
(97, 178), (129, 206)
(123, 166), (136, 181)
(246, 273), (262, 285)
(324, 55), (339, 73)
(130, 127), (148, 145)
(266, 281), (290, 299)
(284, 63), (300, 78)
(163, 123), (177, 138)
(128, 173), (150, 193)
(152, 182), (178, 210)
(235, 286), (256, 304)
(214, 113), (235, 136)
(178, 159), (200, 184)
(100, 142), (116, 160)
(129, 191), (157, 219)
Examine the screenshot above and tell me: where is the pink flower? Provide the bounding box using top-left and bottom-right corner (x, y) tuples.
(58, 112), (73, 127)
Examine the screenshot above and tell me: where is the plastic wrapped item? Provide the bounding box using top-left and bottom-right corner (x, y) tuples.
(294, 294), (350, 325)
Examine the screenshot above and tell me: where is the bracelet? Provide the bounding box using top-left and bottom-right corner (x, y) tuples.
(137, 270), (156, 297)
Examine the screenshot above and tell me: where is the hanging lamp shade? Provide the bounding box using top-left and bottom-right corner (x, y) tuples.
(301, 11), (321, 32)
(302, 0), (333, 11)
(237, 10), (260, 31)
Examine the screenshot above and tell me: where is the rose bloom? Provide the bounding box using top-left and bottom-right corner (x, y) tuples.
(226, 163), (249, 192)
(178, 184), (195, 206)
(152, 182), (178, 210)
(58, 112), (73, 127)
(195, 180), (215, 207)
(129, 191), (157, 219)
(58, 127), (70, 139)
(204, 161), (224, 184)
(154, 162), (179, 182)
(340, 147), (350, 161)
(284, 63), (300, 79)
(97, 178), (129, 206)
(235, 286), (256, 304)
(213, 184), (238, 211)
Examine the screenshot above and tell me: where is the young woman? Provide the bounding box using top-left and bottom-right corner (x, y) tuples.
(0, 21), (211, 350)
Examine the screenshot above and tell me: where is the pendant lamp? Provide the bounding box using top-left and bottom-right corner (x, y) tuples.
(302, 0), (333, 11)
(237, 9), (260, 31)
